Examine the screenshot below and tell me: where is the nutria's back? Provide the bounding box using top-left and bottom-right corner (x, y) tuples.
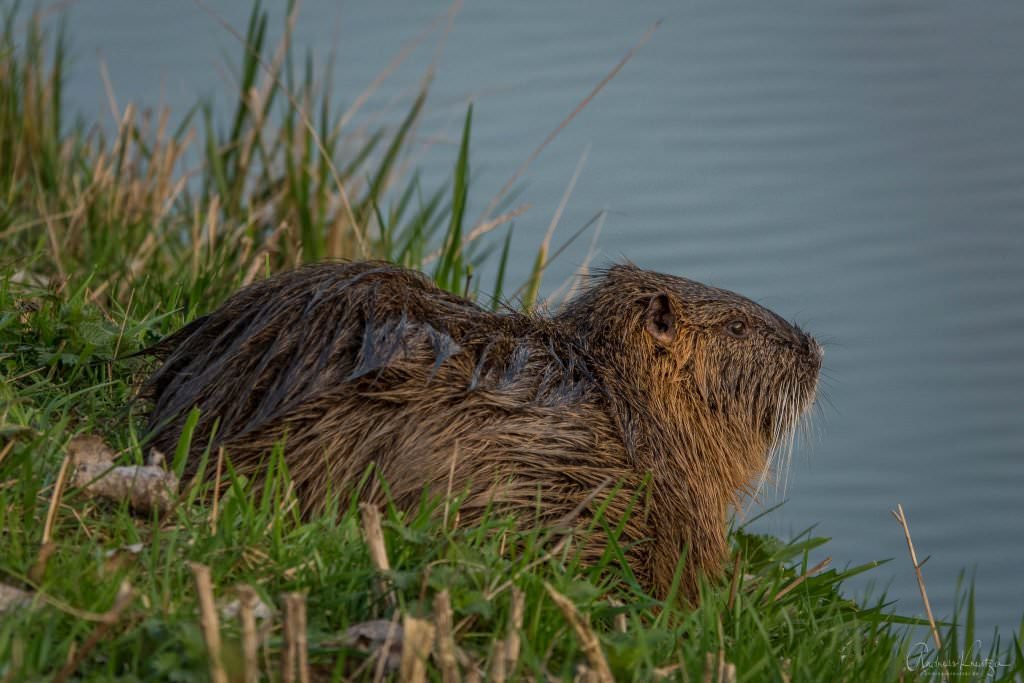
(142, 260), (821, 599)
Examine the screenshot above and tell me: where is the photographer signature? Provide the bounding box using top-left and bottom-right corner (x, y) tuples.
(905, 640), (1009, 678)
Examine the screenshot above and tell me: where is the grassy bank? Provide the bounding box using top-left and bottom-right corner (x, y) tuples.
(1, 5), (1021, 681)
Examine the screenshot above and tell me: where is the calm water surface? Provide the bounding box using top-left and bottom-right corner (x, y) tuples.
(53, 1), (1024, 635)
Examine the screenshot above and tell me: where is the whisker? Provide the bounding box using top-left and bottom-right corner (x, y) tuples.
(755, 388), (788, 502)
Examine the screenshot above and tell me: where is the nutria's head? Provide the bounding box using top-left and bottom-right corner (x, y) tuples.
(559, 264), (822, 500)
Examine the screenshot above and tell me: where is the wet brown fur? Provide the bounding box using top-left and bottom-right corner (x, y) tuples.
(141, 260), (821, 600)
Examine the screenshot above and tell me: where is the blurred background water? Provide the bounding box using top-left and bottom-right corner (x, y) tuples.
(52, 1), (1023, 636)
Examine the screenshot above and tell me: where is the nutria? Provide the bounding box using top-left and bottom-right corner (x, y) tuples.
(141, 260), (822, 599)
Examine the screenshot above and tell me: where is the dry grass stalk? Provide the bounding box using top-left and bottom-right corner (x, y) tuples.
(281, 617), (296, 683)
(28, 542), (56, 585)
(209, 446), (225, 533)
(340, 618), (404, 680)
(372, 613), (402, 683)
(478, 20), (660, 225)
(722, 662), (737, 683)
(110, 288), (135, 362)
(489, 639), (506, 683)
(701, 652), (715, 683)
(52, 580), (134, 683)
(652, 663), (683, 680)
(482, 479), (610, 603)
(460, 203), (531, 251)
(35, 452), (72, 584)
(43, 200), (65, 281)
(11, 584), (135, 623)
(359, 503), (396, 608)
(241, 221), (288, 287)
(422, 204), (532, 266)
(0, 440), (15, 468)
(401, 615), (436, 683)
(0, 209), (77, 241)
(282, 592), (310, 683)
(188, 563), (228, 683)
(772, 556), (832, 602)
(537, 207), (607, 308)
(97, 56), (119, 121)
(892, 503), (942, 651)
(336, 1), (449, 134)
(544, 583), (613, 683)
(190, 0), (367, 257)
(237, 585), (261, 683)
(484, 534), (571, 604)
(263, 480), (297, 535)
(489, 586), (525, 682)
(42, 453), (72, 545)
(716, 618), (726, 683)
(530, 145), (589, 302)
(561, 208), (606, 305)
(463, 665), (483, 683)
(433, 590), (461, 683)
(504, 587), (525, 670)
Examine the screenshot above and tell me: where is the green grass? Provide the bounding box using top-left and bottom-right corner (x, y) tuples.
(1, 4), (1022, 681)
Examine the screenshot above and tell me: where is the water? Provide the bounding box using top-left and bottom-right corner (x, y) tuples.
(52, 1), (1024, 636)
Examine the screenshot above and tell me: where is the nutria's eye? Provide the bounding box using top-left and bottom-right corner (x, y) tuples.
(725, 319), (748, 339)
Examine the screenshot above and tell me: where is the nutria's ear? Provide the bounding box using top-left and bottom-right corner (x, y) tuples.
(643, 293), (676, 346)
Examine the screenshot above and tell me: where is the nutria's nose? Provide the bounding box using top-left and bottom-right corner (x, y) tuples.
(798, 335), (823, 372)
(781, 328), (822, 370)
